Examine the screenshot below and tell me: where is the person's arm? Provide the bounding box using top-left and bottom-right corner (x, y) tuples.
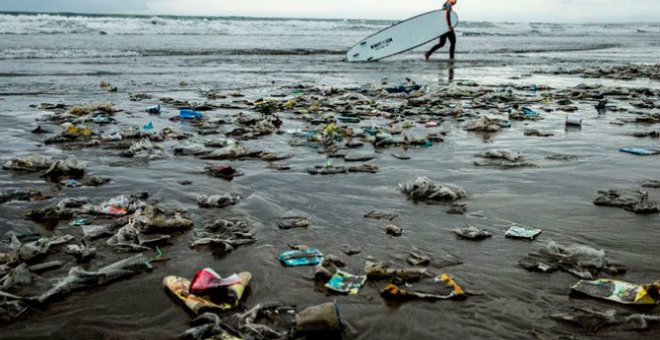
(446, 6), (453, 31)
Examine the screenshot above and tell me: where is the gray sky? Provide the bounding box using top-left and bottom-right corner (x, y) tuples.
(1, 0), (658, 22)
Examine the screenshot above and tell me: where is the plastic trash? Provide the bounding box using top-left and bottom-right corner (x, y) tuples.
(400, 176), (466, 202)
(325, 270), (366, 295)
(276, 216), (310, 229)
(143, 122), (154, 130)
(571, 279), (660, 305)
(69, 217), (90, 226)
(163, 272), (251, 313)
(190, 268), (245, 304)
(566, 116), (583, 126)
(619, 147), (659, 156)
(381, 274), (466, 301)
(278, 248), (323, 267)
(295, 302), (342, 334)
(454, 226), (493, 241)
(145, 105), (161, 114)
(179, 109), (203, 120)
(505, 224), (542, 240)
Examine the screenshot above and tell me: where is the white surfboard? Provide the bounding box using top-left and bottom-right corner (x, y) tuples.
(346, 10), (459, 62)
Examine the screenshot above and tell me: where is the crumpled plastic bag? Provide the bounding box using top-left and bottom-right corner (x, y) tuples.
(2, 154), (52, 172)
(399, 176), (466, 202)
(42, 158), (86, 179)
(131, 205), (194, 233)
(197, 194), (241, 208)
(190, 218), (256, 252)
(38, 254), (152, 303)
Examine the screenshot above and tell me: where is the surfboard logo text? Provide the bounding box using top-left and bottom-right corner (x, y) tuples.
(370, 37), (393, 51)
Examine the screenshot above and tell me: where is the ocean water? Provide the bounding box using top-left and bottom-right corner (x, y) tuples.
(0, 12), (659, 340)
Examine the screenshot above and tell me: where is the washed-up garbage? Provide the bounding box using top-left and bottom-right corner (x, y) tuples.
(204, 164), (243, 180)
(454, 226), (492, 240)
(201, 143), (254, 160)
(279, 248), (323, 267)
(552, 307), (660, 332)
(524, 129), (554, 137)
(190, 218), (256, 252)
(181, 313), (241, 340)
(65, 102), (117, 117)
(69, 217), (90, 226)
(295, 302), (343, 335)
(38, 254), (152, 303)
(92, 193), (147, 216)
(474, 150), (536, 169)
(619, 147), (659, 156)
(385, 224), (403, 237)
(380, 274), (466, 301)
(571, 279), (660, 305)
(163, 271), (251, 313)
(341, 245), (361, 256)
(391, 153), (411, 160)
(463, 116), (503, 133)
(179, 109), (203, 120)
(348, 164), (379, 173)
(325, 270), (367, 295)
(0, 263), (32, 291)
(0, 190), (49, 204)
(308, 165), (348, 175)
(276, 216), (309, 230)
(64, 242), (96, 262)
(82, 225), (113, 239)
(2, 154), (52, 172)
(505, 224), (542, 240)
(0, 290), (29, 321)
(124, 138), (164, 159)
(344, 153), (375, 162)
(44, 124), (95, 144)
(173, 143), (208, 156)
(197, 193), (241, 208)
(27, 198), (86, 223)
(594, 189), (659, 214)
(519, 241), (609, 279)
(407, 252), (431, 266)
(42, 158), (86, 180)
(235, 304), (294, 339)
(400, 176), (466, 202)
(28, 260), (63, 273)
(131, 205), (194, 233)
(364, 260), (429, 282)
(106, 219), (169, 251)
(509, 107), (541, 121)
(145, 105), (161, 114)
(364, 210), (398, 221)
(0, 232), (74, 265)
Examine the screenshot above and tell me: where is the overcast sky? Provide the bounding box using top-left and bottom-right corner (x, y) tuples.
(0, 0), (658, 22)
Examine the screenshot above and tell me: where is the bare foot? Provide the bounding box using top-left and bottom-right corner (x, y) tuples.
(424, 53), (430, 61)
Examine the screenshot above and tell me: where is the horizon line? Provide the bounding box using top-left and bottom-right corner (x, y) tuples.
(1, 10), (659, 25)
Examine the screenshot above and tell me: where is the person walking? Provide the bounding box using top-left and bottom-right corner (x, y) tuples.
(424, 0), (457, 61)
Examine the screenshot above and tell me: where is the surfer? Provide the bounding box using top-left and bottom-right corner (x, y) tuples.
(424, 0), (457, 61)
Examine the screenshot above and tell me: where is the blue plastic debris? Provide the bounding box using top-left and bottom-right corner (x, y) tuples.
(143, 122), (154, 130)
(179, 109), (203, 120)
(619, 147), (659, 156)
(278, 248), (324, 267)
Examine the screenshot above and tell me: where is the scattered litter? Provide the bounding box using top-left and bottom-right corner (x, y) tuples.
(325, 270), (367, 294)
(197, 193), (241, 208)
(571, 279), (659, 305)
(163, 271), (251, 313)
(400, 176), (466, 202)
(505, 224), (542, 240)
(278, 248), (323, 267)
(385, 224), (403, 237)
(454, 226), (492, 241)
(276, 216), (309, 230)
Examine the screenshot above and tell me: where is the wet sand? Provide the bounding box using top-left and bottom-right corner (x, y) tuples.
(1, 54), (660, 340)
